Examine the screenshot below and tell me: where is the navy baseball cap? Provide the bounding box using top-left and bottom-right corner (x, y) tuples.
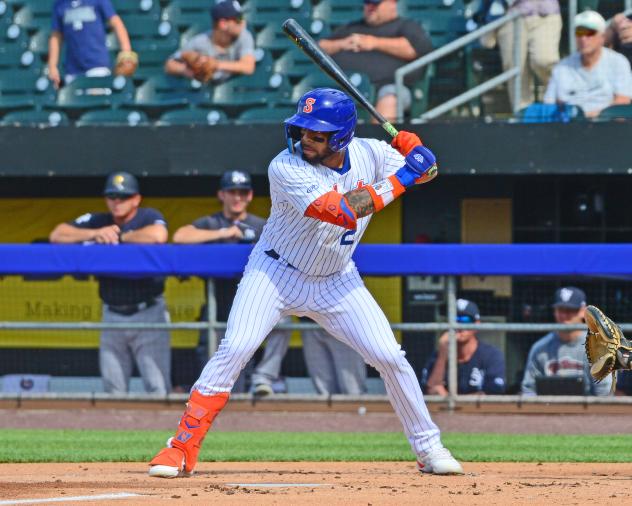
(220, 170), (252, 190)
(456, 298), (480, 321)
(211, 0), (243, 21)
(103, 171), (139, 196)
(553, 286), (587, 309)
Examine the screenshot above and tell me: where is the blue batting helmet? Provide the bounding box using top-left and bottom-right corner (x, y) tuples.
(284, 88), (357, 153)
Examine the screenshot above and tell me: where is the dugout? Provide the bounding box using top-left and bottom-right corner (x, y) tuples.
(0, 120), (631, 393)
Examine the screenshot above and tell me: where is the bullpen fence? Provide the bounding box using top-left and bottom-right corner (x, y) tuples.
(2, 244), (632, 408)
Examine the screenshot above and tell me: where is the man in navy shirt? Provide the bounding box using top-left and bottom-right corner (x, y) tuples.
(48, 0), (134, 87)
(49, 172), (171, 395)
(421, 299), (506, 395)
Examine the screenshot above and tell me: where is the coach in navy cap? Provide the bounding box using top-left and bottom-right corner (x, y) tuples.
(219, 169), (252, 191)
(103, 171), (139, 197)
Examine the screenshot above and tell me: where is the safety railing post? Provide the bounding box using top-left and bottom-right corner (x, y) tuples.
(206, 278), (218, 359)
(446, 275), (458, 411)
(569, 0), (577, 54)
(511, 15), (522, 114)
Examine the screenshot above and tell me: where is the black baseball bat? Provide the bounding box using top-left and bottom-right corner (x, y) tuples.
(282, 18), (399, 139)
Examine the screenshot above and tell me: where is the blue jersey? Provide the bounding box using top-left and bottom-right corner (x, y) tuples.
(52, 0), (116, 75)
(421, 341), (506, 394)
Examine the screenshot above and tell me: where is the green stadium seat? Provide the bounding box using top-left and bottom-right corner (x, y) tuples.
(0, 45), (41, 72)
(14, 4), (53, 33)
(253, 47), (274, 74)
(179, 23), (207, 46)
(273, 49), (318, 82)
(161, 3), (209, 30)
(157, 107), (228, 125)
(76, 108), (149, 126)
(2, 21), (29, 49)
(413, 10), (467, 47)
(235, 105), (296, 124)
(400, 0), (465, 16)
(596, 105), (632, 121)
(243, 0), (311, 32)
(255, 23), (294, 53)
(0, 108), (69, 126)
(112, 0), (160, 16)
(28, 29), (49, 54)
(211, 69), (293, 114)
(312, 0), (363, 28)
(291, 71), (374, 103)
(0, 69), (54, 111)
(133, 74), (211, 115)
(121, 13), (174, 41)
(56, 75), (135, 113)
(129, 38), (179, 81)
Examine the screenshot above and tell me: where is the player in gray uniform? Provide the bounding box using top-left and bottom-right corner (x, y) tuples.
(49, 172), (171, 395)
(173, 170), (290, 393)
(165, 0), (255, 83)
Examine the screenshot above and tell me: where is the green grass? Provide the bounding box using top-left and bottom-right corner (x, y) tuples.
(1, 431), (632, 463)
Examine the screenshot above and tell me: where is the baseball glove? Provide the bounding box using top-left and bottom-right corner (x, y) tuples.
(114, 50), (138, 77)
(181, 51), (218, 83)
(584, 305), (632, 384)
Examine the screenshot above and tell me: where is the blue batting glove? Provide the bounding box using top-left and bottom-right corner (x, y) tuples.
(394, 145), (437, 188)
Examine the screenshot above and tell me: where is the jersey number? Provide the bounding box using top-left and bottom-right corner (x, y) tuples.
(340, 230), (355, 246)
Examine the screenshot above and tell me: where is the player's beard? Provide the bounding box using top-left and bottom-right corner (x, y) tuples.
(301, 145), (334, 166)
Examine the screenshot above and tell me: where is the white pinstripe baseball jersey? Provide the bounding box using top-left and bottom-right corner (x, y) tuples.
(259, 137), (405, 276)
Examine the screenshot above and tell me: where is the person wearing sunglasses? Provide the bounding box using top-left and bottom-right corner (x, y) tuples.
(49, 172), (171, 396)
(543, 10), (632, 118)
(165, 0), (255, 84)
(318, 0), (432, 122)
(421, 299), (506, 396)
(605, 10), (632, 68)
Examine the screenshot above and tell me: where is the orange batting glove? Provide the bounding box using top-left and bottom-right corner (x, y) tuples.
(391, 131), (423, 156)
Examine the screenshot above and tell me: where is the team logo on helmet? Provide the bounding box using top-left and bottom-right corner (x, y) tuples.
(303, 97), (316, 113)
(112, 174), (126, 190)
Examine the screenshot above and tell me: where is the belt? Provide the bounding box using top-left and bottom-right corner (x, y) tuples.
(107, 298), (157, 316)
(265, 249), (296, 269)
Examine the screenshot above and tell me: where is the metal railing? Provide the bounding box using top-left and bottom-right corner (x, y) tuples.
(395, 10), (522, 122)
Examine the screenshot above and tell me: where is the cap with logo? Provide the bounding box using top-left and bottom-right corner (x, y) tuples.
(574, 10), (607, 33)
(553, 286), (587, 309)
(456, 298), (480, 321)
(211, 0), (243, 21)
(220, 170), (252, 190)
(103, 171), (139, 196)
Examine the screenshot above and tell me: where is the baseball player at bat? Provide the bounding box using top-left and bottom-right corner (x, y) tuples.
(149, 87), (463, 478)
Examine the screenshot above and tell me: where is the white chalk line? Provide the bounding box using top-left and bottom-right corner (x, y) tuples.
(0, 492), (143, 505)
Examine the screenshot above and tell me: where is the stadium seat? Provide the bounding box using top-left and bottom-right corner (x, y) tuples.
(121, 13), (174, 41)
(312, 0), (363, 28)
(242, 0), (311, 32)
(253, 47), (274, 74)
(2, 21), (29, 49)
(28, 29), (49, 55)
(235, 106), (296, 124)
(157, 107), (228, 125)
(56, 75), (135, 114)
(400, 0), (466, 16)
(273, 49), (321, 82)
(255, 23), (294, 53)
(76, 108), (149, 126)
(132, 74), (211, 115)
(0, 108), (69, 126)
(111, 0), (160, 16)
(211, 69), (293, 114)
(0, 45), (41, 72)
(291, 71), (374, 103)
(597, 105), (632, 121)
(0, 69), (54, 111)
(14, 4), (54, 33)
(179, 23), (207, 46)
(413, 10), (467, 47)
(161, 2), (209, 30)
(127, 37), (179, 81)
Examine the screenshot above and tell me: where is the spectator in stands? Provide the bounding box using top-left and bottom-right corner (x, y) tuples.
(172, 170), (287, 394)
(521, 286), (612, 395)
(318, 0), (432, 122)
(421, 299), (506, 396)
(605, 10), (632, 67)
(165, 0), (255, 83)
(544, 10), (632, 118)
(48, 0), (134, 88)
(489, 0), (562, 110)
(49, 172), (171, 395)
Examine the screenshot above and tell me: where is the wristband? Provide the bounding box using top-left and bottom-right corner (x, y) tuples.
(365, 175), (406, 212)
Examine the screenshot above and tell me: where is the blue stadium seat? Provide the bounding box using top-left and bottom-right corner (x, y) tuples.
(235, 105), (296, 124)
(76, 108), (149, 126)
(157, 107), (228, 126)
(56, 75), (135, 114)
(0, 108), (69, 126)
(514, 103), (585, 123)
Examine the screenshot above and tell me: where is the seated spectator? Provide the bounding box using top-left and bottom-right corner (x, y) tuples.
(421, 299), (506, 396)
(605, 11), (632, 67)
(521, 286), (612, 396)
(318, 0), (432, 122)
(165, 0), (255, 83)
(544, 10), (632, 118)
(48, 0), (135, 88)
